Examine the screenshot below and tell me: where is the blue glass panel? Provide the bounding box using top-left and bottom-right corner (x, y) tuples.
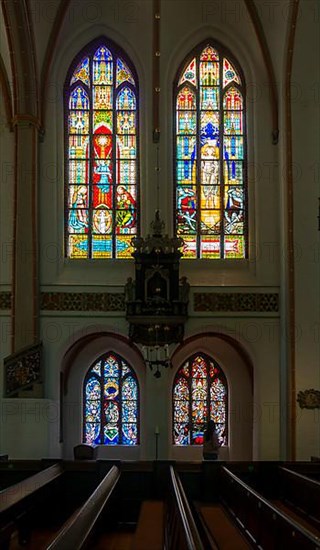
(122, 400), (137, 423)
(85, 423), (100, 444)
(104, 355), (120, 377)
(122, 423), (138, 445)
(104, 401), (119, 423)
(122, 376), (138, 400)
(85, 377), (101, 400)
(85, 400), (101, 422)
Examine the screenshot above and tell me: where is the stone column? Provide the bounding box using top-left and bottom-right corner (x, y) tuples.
(12, 115), (39, 351)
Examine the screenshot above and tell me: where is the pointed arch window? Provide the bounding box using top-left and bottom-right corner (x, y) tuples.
(174, 43), (246, 259)
(83, 352), (140, 445)
(65, 40), (139, 258)
(172, 353), (228, 445)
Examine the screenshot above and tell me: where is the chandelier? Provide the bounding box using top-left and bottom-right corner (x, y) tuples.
(142, 342), (170, 378)
(125, 210), (189, 377)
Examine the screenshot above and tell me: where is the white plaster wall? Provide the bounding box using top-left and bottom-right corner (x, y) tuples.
(33, 314), (279, 461)
(61, 332), (146, 460)
(40, 0), (151, 285)
(0, 0), (287, 461)
(292, 0), (320, 460)
(38, 0), (280, 288)
(0, 399), (56, 459)
(161, 0), (280, 287)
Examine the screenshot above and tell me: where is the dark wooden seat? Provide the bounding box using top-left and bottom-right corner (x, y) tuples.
(272, 500), (320, 538)
(199, 504), (251, 549)
(279, 466), (320, 526)
(220, 466), (320, 548)
(47, 465), (120, 549)
(131, 501), (164, 550)
(0, 463), (64, 548)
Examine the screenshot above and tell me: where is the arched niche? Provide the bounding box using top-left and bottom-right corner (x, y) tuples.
(61, 332), (146, 459)
(168, 332), (253, 461)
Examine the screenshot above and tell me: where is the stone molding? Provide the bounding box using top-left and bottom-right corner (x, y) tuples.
(0, 291), (279, 313)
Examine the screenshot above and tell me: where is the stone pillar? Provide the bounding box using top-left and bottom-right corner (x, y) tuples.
(12, 116), (39, 351)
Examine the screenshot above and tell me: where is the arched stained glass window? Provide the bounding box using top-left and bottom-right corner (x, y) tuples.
(174, 42), (246, 259)
(83, 352), (139, 445)
(172, 353), (227, 445)
(65, 40), (139, 258)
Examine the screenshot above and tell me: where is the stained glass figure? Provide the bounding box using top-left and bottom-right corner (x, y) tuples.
(66, 41), (139, 258)
(174, 42), (246, 259)
(172, 353), (228, 446)
(84, 352), (139, 445)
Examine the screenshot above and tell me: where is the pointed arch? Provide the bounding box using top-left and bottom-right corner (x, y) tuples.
(64, 37), (139, 259)
(174, 40), (247, 260)
(83, 351), (140, 445)
(172, 352), (228, 446)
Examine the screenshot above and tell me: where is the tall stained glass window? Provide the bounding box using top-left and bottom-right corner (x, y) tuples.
(174, 43), (246, 259)
(65, 41), (139, 258)
(83, 352), (139, 445)
(173, 353), (227, 445)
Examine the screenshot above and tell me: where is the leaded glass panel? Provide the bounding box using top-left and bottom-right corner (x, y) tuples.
(172, 353), (228, 446)
(174, 42), (246, 259)
(65, 40), (139, 258)
(83, 352), (139, 445)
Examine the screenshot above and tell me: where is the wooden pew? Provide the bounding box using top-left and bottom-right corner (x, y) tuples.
(283, 461), (320, 482)
(165, 466), (205, 550)
(220, 466), (320, 549)
(278, 466), (320, 530)
(0, 463), (64, 547)
(196, 504), (251, 549)
(47, 464), (120, 549)
(0, 460), (47, 492)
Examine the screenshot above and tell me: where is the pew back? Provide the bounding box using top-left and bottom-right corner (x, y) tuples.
(279, 466), (320, 524)
(165, 466), (204, 550)
(47, 464), (120, 550)
(220, 466), (320, 549)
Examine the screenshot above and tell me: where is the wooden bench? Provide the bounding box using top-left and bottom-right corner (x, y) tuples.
(47, 465), (120, 549)
(272, 500), (320, 538)
(279, 466), (320, 527)
(0, 463), (64, 547)
(131, 500), (164, 550)
(198, 504), (251, 549)
(220, 466), (320, 549)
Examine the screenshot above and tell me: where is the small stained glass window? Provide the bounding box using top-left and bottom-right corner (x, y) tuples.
(172, 353), (228, 445)
(174, 42), (246, 259)
(65, 40), (139, 259)
(83, 352), (139, 445)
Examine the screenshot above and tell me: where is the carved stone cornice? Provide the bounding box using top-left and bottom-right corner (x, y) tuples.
(0, 291), (281, 313)
(40, 292), (125, 312)
(194, 292), (279, 313)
